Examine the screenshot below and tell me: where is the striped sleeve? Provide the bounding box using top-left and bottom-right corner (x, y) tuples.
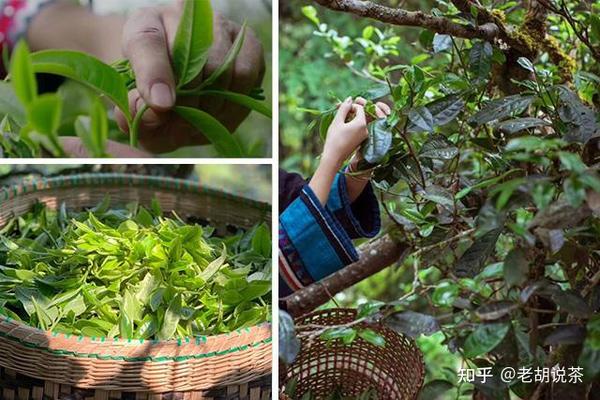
(279, 184), (358, 297)
(327, 173), (381, 239)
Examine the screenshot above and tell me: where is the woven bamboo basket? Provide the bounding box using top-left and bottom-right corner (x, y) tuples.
(0, 173), (272, 400)
(282, 309), (424, 400)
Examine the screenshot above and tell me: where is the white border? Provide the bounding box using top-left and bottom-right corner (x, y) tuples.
(271, 0), (280, 393)
(0, 0), (281, 393)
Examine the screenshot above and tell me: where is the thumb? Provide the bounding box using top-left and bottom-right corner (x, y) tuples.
(123, 9), (176, 112)
(333, 97), (353, 124)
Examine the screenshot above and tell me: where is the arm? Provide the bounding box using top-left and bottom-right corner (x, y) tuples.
(27, 1), (124, 63)
(309, 97), (368, 205)
(310, 97), (391, 205)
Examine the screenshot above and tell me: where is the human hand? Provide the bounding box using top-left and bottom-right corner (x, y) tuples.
(115, 4), (265, 153)
(60, 138), (152, 158)
(349, 97), (391, 164)
(322, 97), (391, 167)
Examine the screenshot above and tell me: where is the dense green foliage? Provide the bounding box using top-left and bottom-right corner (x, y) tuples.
(281, 0), (600, 398)
(0, 198), (271, 340)
(0, 0), (271, 158)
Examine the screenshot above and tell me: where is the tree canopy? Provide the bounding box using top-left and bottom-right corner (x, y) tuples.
(280, 0), (600, 398)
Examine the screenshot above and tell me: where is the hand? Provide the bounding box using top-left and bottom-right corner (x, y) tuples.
(60, 138), (152, 158)
(322, 97), (391, 168)
(115, 5), (265, 153)
(349, 97), (392, 165)
(354, 97), (392, 123)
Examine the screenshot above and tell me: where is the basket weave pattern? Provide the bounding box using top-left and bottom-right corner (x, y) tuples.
(284, 309), (424, 400)
(0, 174), (273, 398)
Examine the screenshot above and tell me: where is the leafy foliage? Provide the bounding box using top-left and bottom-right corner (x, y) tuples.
(0, 0), (271, 158)
(0, 198), (271, 339)
(282, 1), (600, 398)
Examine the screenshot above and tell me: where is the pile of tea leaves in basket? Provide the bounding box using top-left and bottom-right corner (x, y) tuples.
(0, 197), (271, 340)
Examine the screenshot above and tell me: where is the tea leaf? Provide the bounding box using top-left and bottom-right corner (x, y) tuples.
(0, 82), (26, 125)
(0, 198), (271, 340)
(10, 41), (37, 107)
(463, 323), (509, 357)
(197, 90), (272, 119)
(362, 119), (393, 164)
(158, 294), (182, 340)
(199, 23), (247, 90)
(90, 98), (109, 157)
(175, 106), (244, 157)
(172, 0), (214, 88)
(30, 50), (131, 121)
(27, 94), (62, 136)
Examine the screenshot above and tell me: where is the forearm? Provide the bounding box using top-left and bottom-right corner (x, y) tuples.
(27, 1), (125, 63)
(309, 156), (341, 206)
(345, 157), (372, 203)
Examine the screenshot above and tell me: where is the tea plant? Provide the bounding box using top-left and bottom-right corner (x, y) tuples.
(283, 378), (378, 400)
(281, 1), (600, 398)
(0, 198), (271, 340)
(0, 0), (271, 158)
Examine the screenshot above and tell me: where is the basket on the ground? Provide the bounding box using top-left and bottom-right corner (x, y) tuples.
(283, 309), (424, 400)
(0, 173), (272, 400)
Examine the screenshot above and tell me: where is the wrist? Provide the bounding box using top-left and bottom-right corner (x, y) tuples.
(320, 150), (344, 171)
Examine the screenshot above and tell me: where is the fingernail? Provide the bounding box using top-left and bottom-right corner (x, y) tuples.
(150, 82), (174, 109)
(345, 96), (352, 103)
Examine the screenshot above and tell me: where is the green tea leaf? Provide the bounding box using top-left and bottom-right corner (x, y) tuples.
(199, 23), (247, 90)
(90, 98), (109, 157)
(172, 0), (214, 88)
(469, 41), (493, 82)
(358, 329), (386, 347)
(455, 228), (502, 278)
(469, 95), (535, 126)
(197, 90), (272, 119)
(10, 41), (37, 107)
(408, 106), (434, 132)
(199, 245), (227, 281)
(463, 323), (509, 357)
(30, 50), (131, 121)
(251, 223), (271, 257)
(0, 82), (27, 125)
(158, 294), (182, 340)
(27, 94), (63, 135)
(362, 119), (393, 164)
(175, 106), (244, 157)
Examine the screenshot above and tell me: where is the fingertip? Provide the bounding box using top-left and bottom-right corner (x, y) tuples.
(355, 97), (367, 106)
(148, 82), (176, 111)
(114, 107), (130, 133)
(377, 102), (392, 115)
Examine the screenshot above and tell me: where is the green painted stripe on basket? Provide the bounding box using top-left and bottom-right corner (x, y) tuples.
(0, 329), (271, 362)
(0, 173), (270, 213)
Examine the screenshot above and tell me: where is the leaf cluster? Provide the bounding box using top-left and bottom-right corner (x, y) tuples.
(0, 198), (271, 340)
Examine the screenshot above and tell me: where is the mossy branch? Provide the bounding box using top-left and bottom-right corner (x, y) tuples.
(312, 0), (500, 40)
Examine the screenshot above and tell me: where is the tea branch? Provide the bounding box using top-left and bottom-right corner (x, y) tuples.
(312, 0), (500, 41)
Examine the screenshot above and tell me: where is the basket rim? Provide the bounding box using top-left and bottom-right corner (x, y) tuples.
(0, 172), (272, 357)
(0, 316), (272, 361)
(0, 172), (271, 210)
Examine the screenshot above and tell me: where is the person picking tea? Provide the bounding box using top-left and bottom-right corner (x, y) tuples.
(279, 97), (391, 297)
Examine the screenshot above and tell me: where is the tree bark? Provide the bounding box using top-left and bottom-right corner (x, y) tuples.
(313, 0), (500, 40)
(282, 234), (410, 317)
